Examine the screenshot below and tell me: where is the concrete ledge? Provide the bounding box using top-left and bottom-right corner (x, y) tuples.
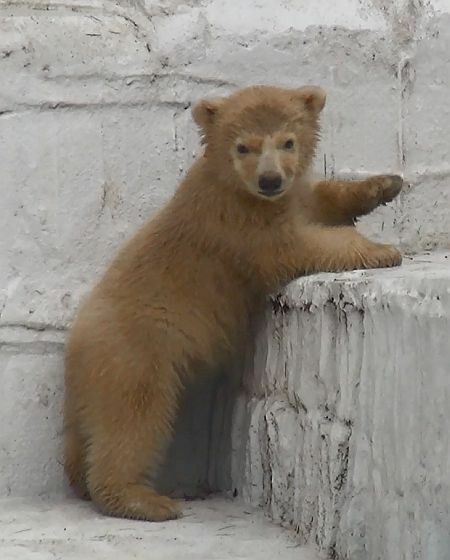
(231, 252), (450, 560)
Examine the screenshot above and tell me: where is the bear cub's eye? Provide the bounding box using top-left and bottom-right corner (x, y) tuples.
(283, 139), (294, 150)
(237, 144), (250, 154)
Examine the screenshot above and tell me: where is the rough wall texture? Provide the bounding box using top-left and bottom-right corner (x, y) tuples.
(1, 0), (450, 332)
(0, 2), (449, 558)
(232, 253), (450, 560)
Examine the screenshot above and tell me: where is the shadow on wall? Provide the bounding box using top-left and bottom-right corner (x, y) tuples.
(154, 366), (239, 499)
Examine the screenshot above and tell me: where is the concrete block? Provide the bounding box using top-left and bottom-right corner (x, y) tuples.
(0, 105), (180, 327)
(233, 252), (450, 560)
(403, 13), (450, 174)
(0, 5), (157, 110)
(399, 175), (450, 251)
(0, 328), (65, 497)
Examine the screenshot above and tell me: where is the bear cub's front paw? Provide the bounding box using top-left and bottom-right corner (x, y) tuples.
(375, 174), (404, 205)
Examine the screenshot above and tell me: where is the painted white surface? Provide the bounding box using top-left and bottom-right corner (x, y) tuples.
(232, 252), (450, 560)
(0, 496), (320, 560)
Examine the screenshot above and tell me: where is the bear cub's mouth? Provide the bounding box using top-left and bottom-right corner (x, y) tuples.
(258, 189), (284, 198)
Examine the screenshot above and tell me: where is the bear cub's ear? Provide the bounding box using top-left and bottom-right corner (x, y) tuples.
(191, 98), (225, 131)
(293, 86), (326, 114)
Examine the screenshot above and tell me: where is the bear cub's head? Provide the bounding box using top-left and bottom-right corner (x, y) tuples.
(192, 85), (326, 200)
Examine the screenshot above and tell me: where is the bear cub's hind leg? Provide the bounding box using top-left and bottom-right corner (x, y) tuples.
(85, 416), (181, 521)
(78, 359), (182, 522)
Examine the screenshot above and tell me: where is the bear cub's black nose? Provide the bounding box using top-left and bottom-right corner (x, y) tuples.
(258, 173), (282, 195)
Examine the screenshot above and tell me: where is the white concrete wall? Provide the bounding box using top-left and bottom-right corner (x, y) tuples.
(1, 0), (449, 329)
(0, 0), (449, 526)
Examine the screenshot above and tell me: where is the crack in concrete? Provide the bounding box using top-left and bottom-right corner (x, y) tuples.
(0, 72), (235, 115)
(0, 322), (66, 333)
(0, 322), (66, 352)
(1, 340), (65, 354)
(0, 100), (188, 115)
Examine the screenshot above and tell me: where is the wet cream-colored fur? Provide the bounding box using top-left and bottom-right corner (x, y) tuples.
(64, 85), (403, 521)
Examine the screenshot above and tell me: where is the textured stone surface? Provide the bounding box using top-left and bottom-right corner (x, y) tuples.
(0, 327), (65, 497)
(0, 496), (320, 560)
(232, 252), (450, 560)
